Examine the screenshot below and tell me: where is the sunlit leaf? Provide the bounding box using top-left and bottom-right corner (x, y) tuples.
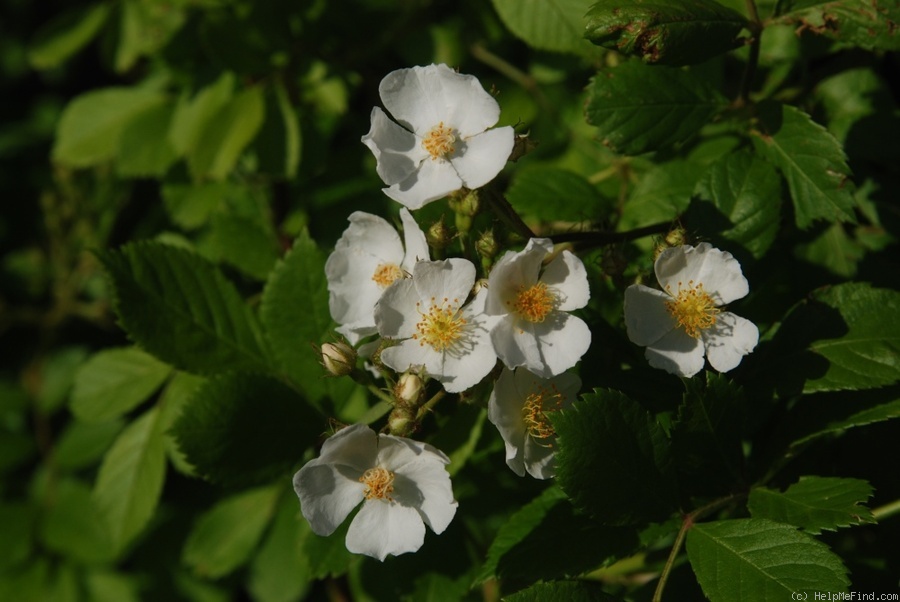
(27, 3), (110, 70)
(491, 0), (595, 54)
(751, 101), (856, 229)
(767, 283), (900, 394)
(248, 495), (312, 602)
(586, 61), (727, 155)
(775, 0), (900, 51)
(187, 85), (265, 180)
(93, 406), (167, 553)
(687, 518), (850, 600)
(52, 87), (167, 167)
(585, 0), (747, 65)
(182, 486), (280, 579)
(748, 476), (875, 534)
(98, 241), (272, 375)
(70, 346), (172, 422)
(687, 149), (782, 258)
(171, 373), (323, 487)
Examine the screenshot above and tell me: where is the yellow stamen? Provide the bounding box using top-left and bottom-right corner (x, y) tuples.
(422, 122), (456, 160)
(522, 386), (564, 447)
(359, 467), (395, 501)
(665, 280), (720, 338)
(372, 263), (403, 288)
(512, 282), (556, 323)
(413, 297), (466, 352)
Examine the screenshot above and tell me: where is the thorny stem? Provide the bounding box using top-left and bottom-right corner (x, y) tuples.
(652, 493), (746, 602)
(737, 0), (763, 105)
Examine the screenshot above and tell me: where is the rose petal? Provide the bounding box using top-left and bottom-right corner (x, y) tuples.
(345, 499), (425, 561)
(383, 157), (463, 209)
(624, 284), (677, 347)
(655, 243), (749, 305)
(702, 311), (758, 373)
(644, 328), (705, 378)
(361, 107), (427, 186)
(449, 126), (514, 189)
(542, 250), (590, 311)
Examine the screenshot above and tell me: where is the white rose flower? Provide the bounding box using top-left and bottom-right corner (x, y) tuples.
(624, 242), (759, 378)
(487, 367), (581, 479)
(326, 209), (429, 344)
(375, 258), (499, 393)
(293, 424), (457, 562)
(486, 238), (592, 378)
(361, 63), (515, 209)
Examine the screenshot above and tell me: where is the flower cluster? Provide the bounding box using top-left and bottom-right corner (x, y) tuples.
(294, 64), (759, 561)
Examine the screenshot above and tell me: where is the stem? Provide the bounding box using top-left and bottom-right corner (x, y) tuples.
(486, 190), (537, 241)
(470, 43), (557, 118)
(738, 0), (763, 105)
(872, 498), (900, 522)
(653, 493), (745, 602)
(549, 221), (672, 248)
(416, 389), (447, 422)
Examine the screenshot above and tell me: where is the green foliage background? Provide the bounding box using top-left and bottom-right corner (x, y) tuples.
(1, 0), (899, 600)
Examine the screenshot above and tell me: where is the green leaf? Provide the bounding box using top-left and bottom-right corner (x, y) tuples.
(116, 101), (179, 177)
(52, 87), (167, 167)
(303, 517), (354, 579)
(775, 0), (900, 51)
(53, 418), (125, 471)
(671, 373), (747, 496)
(161, 182), (227, 230)
(248, 495), (312, 602)
(253, 80), (302, 179)
(794, 222), (864, 278)
(93, 406), (167, 553)
(115, 0), (186, 73)
(0, 502), (36, 571)
(188, 85), (266, 180)
(204, 213), (280, 281)
(182, 486), (280, 579)
(620, 159), (705, 230)
(169, 73), (235, 156)
(490, 0), (596, 54)
(586, 61), (727, 155)
(171, 373), (323, 487)
(751, 101), (857, 229)
(505, 165), (610, 222)
(429, 404), (487, 477)
(553, 389), (678, 525)
(788, 391), (900, 450)
(98, 241), (272, 375)
(84, 570), (140, 602)
(260, 231), (342, 403)
(157, 371), (205, 476)
(504, 580), (618, 602)
(686, 518), (850, 600)
(478, 487), (639, 586)
(40, 478), (116, 564)
(70, 346), (172, 422)
(748, 476), (875, 534)
(686, 149), (783, 259)
(768, 283), (900, 394)
(584, 0), (747, 65)
(27, 3), (110, 70)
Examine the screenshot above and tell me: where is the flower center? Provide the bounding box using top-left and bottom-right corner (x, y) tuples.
(522, 386), (564, 447)
(413, 297), (466, 352)
(372, 262), (403, 288)
(359, 467), (395, 501)
(422, 122), (456, 160)
(513, 282), (556, 323)
(665, 280), (720, 338)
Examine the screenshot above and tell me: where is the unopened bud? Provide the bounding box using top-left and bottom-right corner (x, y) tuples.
(388, 405), (417, 437)
(426, 216), (454, 251)
(475, 229), (500, 261)
(664, 226), (687, 248)
(394, 372), (424, 406)
(320, 342), (356, 376)
(448, 188), (480, 217)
